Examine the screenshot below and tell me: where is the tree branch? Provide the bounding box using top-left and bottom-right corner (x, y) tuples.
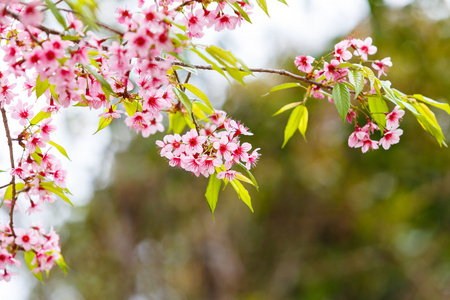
(170, 60), (334, 91)
(4, 7), (63, 36)
(1, 107), (17, 238)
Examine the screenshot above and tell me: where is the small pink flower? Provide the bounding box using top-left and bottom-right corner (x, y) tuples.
(217, 170), (240, 181)
(372, 57), (392, 78)
(15, 228), (38, 251)
(380, 128), (403, 150)
(294, 55), (315, 73)
(333, 40), (352, 62)
(354, 37), (377, 61)
(386, 106), (405, 130)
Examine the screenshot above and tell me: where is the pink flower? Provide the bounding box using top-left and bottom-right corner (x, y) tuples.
(354, 37), (377, 61)
(15, 228), (38, 251)
(214, 14), (239, 31)
(372, 57), (393, 78)
(67, 13), (84, 36)
(360, 137), (379, 153)
(217, 170), (240, 181)
(10, 100), (34, 126)
(0, 269), (18, 282)
(324, 59), (344, 81)
(213, 135), (237, 161)
(294, 55), (315, 73)
(379, 128), (403, 150)
(346, 109), (356, 123)
(245, 148), (260, 169)
(333, 40), (352, 62)
(20, 1), (44, 27)
(185, 10), (206, 38)
(386, 106), (405, 130)
(182, 129), (206, 155)
(124, 28), (152, 58)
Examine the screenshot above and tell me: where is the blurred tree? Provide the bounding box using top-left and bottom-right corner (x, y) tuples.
(31, 1), (450, 299)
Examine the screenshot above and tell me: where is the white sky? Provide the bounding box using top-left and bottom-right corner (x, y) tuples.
(0, 0), (370, 299)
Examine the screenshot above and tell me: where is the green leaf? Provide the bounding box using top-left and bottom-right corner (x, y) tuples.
(25, 251), (43, 282)
(236, 162), (259, 191)
(172, 65), (198, 75)
(40, 182), (74, 206)
(272, 102), (301, 116)
(298, 106), (308, 140)
(173, 87), (193, 117)
(49, 85), (58, 102)
(256, 0), (270, 16)
(48, 141), (71, 161)
(206, 45), (249, 71)
(191, 48), (228, 80)
(193, 101), (214, 116)
(230, 179), (253, 212)
(362, 66), (376, 90)
(230, 2), (252, 23)
(43, 0), (67, 29)
(169, 111), (187, 134)
(83, 65), (113, 98)
(205, 174), (221, 218)
(332, 83), (351, 123)
(276, 0), (288, 4)
(55, 255), (68, 274)
(94, 116), (113, 134)
(412, 94), (450, 116)
(123, 100), (141, 116)
(36, 75), (50, 100)
(368, 96), (389, 130)
(411, 102), (447, 147)
(61, 35), (80, 41)
(30, 111), (52, 126)
(282, 105), (304, 148)
(4, 183), (26, 200)
(183, 83), (214, 111)
(348, 69), (364, 98)
(264, 83), (303, 96)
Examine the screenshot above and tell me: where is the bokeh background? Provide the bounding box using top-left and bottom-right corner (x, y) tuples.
(6, 0), (450, 299)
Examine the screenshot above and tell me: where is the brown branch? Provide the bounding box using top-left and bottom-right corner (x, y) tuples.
(170, 60), (335, 91)
(0, 182), (13, 190)
(1, 108), (16, 238)
(4, 8), (63, 36)
(58, 8), (124, 36)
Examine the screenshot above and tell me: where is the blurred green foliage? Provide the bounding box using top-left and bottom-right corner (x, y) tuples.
(32, 1), (450, 299)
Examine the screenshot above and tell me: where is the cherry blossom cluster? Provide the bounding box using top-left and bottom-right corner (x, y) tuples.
(156, 111), (260, 181)
(294, 37), (392, 100)
(293, 37), (403, 152)
(0, 224), (61, 281)
(117, 0), (254, 39)
(347, 106), (405, 153)
(0, 0), (256, 280)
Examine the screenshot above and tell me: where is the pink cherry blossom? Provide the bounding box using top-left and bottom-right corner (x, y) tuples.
(354, 37), (377, 61)
(379, 128), (403, 150)
(295, 55), (315, 73)
(333, 40), (352, 62)
(217, 170), (240, 181)
(372, 57), (393, 78)
(15, 228), (38, 251)
(386, 106), (405, 130)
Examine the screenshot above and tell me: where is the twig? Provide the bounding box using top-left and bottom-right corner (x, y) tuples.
(170, 60), (335, 91)
(5, 8), (63, 36)
(58, 8), (124, 36)
(1, 108), (16, 238)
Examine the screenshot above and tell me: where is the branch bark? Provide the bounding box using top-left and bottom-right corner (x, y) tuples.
(1, 107), (16, 238)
